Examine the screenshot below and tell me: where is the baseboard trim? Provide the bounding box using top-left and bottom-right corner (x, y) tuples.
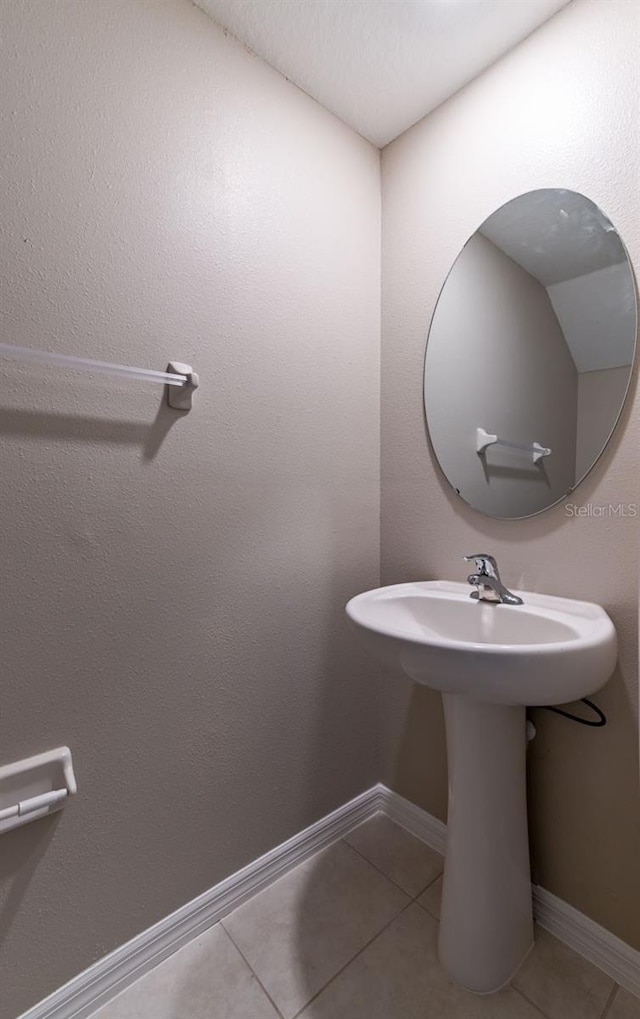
(532, 885), (640, 999)
(19, 784), (385, 1019)
(377, 785), (447, 855)
(19, 783), (640, 1018)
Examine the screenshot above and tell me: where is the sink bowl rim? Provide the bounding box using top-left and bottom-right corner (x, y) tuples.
(346, 580), (616, 658)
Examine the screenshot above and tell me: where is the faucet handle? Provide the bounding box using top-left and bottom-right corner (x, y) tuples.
(463, 553), (499, 578)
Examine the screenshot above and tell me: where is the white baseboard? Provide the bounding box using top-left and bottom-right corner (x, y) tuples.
(19, 783), (640, 1019)
(377, 784), (447, 855)
(18, 784), (386, 1019)
(532, 885), (640, 999)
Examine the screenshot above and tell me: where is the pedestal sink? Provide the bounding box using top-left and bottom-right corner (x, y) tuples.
(346, 580), (617, 993)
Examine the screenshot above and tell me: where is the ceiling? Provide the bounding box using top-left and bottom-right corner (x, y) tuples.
(195, 0), (572, 147)
(480, 189), (627, 287)
(478, 190), (633, 372)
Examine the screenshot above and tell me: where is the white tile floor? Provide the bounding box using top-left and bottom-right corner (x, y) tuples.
(91, 814), (640, 1019)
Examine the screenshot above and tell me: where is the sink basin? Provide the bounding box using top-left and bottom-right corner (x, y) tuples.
(346, 580), (617, 705)
(346, 579), (617, 994)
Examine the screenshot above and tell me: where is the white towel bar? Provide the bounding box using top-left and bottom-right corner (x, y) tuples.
(0, 344), (199, 410)
(476, 427), (551, 464)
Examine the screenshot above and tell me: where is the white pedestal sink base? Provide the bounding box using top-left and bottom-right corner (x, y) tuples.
(346, 580), (617, 993)
(438, 694), (534, 993)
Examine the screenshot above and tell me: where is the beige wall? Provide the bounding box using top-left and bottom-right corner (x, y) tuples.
(576, 367), (632, 481)
(425, 232), (577, 517)
(0, 1), (380, 1015)
(2, 0), (639, 1013)
(381, 0), (640, 948)
(548, 261), (637, 374)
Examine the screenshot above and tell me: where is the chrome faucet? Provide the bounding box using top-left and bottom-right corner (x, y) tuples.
(463, 554), (524, 606)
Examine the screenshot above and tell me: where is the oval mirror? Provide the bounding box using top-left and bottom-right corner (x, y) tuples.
(424, 189), (637, 519)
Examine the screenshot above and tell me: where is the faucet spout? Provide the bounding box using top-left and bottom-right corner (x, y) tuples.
(463, 554), (524, 606)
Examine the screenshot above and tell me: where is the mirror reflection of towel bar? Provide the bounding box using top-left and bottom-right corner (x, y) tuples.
(476, 428), (551, 464)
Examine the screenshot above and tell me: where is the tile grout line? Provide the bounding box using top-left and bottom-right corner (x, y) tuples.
(601, 983), (620, 1019)
(289, 899), (418, 1019)
(414, 867), (443, 901)
(511, 983), (562, 1019)
(411, 868), (442, 908)
(288, 895), (544, 1019)
(220, 831), (440, 1019)
(340, 834), (443, 902)
(219, 921), (286, 1019)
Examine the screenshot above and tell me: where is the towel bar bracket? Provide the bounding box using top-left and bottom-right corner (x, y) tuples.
(166, 362), (199, 411)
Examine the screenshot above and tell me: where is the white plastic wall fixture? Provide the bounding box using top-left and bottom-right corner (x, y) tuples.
(476, 427), (551, 464)
(166, 361), (199, 411)
(0, 746), (77, 835)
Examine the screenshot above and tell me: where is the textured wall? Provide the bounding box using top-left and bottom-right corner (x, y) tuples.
(576, 367), (631, 481)
(0, 1), (380, 1014)
(548, 262), (636, 373)
(381, 0), (640, 947)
